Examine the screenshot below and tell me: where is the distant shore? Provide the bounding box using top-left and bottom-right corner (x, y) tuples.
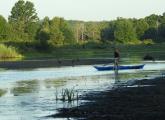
(49, 76), (165, 120)
(0, 58), (114, 69)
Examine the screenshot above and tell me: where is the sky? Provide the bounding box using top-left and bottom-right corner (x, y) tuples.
(0, 0), (165, 21)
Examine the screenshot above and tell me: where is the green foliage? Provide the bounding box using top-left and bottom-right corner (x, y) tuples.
(0, 0), (164, 55)
(143, 28), (157, 40)
(0, 15), (8, 40)
(37, 17), (75, 47)
(37, 17), (50, 49)
(158, 23), (165, 42)
(0, 89), (6, 97)
(48, 17), (65, 46)
(142, 39), (154, 45)
(85, 22), (101, 40)
(0, 44), (22, 58)
(37, 29), (50, 48)
(9, 0), (38, 23)
(134, 19), (149, 39)
(48, 27), (64, 47)
(145, 14), (159, 28)
(8, 0), (39, 42)
(101, 21), (115, 41)
(114, 18), (138, 44)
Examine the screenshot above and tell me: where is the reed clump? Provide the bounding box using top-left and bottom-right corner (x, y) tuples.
(55, 88), (79, 102)
(0, 44), (22, 59)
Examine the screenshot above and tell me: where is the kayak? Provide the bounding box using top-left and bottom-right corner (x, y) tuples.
(94, 64), (145, 71)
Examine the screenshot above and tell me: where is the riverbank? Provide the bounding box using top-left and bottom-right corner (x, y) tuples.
(0, 58), (113, 69)
(49, 76), (165, 120)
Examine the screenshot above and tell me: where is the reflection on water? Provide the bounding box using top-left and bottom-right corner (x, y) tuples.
(0, 61), (165, 120)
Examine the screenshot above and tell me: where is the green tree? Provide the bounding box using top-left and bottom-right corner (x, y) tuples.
(48, 17), (64, 46)
(101, 21), (116, 42)
(86, 22), (100, 41)
(37, 17), (50, 49)
(114, 18), (138, 44)
(145, 14), (159, 28)
(134, 19), (149, 39)
(0, 15), (8, 40)
(8, 0), (39, 41)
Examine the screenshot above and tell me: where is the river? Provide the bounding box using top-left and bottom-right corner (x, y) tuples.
(0, 61), (165, 120)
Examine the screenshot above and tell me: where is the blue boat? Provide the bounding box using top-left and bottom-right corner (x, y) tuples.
(94, 64), (145, 71)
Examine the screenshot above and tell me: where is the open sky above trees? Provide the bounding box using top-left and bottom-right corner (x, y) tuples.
(0, 0), (165, 21)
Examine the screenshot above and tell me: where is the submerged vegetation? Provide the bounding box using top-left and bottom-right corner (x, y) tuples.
(0, 89), (7, 97)
(0, 0), (165, 60)
(11, 80), (39, 96)
(44, 79), (67, 88)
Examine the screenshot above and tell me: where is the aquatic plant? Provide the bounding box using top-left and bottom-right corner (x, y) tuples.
(11, 80), (39, 96)
(65, 88), (75, 102)
(45, 79), (67, 88)
(0, 89), (7, 97)
(55, 88), (58, 101)
(55, 88), (79, 102)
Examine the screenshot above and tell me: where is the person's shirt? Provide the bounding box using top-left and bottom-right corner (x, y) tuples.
(114, 51), (120, 58)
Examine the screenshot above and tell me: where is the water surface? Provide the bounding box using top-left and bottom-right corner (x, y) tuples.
(0, 61), (165, 120)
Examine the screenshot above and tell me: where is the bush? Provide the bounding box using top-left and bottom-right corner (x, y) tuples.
(127, 40), (142, 45)
(0, 44), (22, 58)
(142, 39), (154, 45)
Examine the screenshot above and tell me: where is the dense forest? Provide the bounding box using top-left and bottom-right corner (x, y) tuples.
(0, 0), (165, 58)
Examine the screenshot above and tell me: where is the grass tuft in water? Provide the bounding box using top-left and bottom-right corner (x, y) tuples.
(55, 88), (79, 103)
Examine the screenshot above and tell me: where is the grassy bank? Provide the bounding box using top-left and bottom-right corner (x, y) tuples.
(23, 43), (165, 60)
(1, 42), (165, 61)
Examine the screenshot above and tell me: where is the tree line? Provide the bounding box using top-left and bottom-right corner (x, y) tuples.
(0, 0), (165, 51)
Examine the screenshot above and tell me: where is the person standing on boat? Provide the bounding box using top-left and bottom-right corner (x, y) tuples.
(114, 48), (120, 81)
(114, 48), (120, 66)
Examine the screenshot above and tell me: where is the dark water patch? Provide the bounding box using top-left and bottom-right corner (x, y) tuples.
(50, 77), (165, 120)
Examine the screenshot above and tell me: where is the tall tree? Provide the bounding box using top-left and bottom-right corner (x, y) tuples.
(86, 22), (100, 41)
(101, 21), (116, 42)
(134, 19), (149, 39)
(145, 14), (159, 28)
(0, 15), (8, 40)
(37, 17), (50, 48)
(114, 18), (138, 44)
(48, 17), (64, 46)
(8, 0), (39, 41)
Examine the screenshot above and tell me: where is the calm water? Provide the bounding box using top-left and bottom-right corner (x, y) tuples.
(0, 61), (165, 120)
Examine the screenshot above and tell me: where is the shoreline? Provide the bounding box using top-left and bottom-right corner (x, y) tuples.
(49, 76), (165, 120)
(0, 58), (113, 69)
